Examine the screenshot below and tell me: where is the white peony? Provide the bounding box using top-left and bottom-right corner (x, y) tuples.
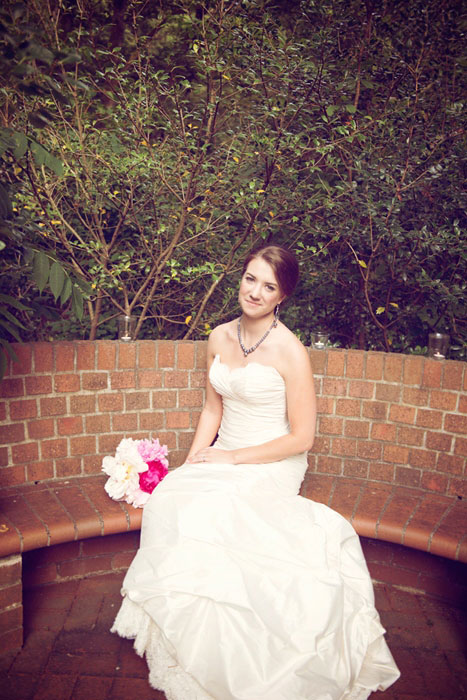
(126, 485), (150, 508)
(116, 438), (148, 473)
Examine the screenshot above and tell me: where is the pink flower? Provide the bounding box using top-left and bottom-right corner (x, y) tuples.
(139, 459), (169, 494)
(137, 438), (169, 466)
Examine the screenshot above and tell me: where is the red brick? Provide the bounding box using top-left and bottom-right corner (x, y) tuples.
(309, 349), (326, 374)
(85, 414), (111, 433)
(436, 453), (464, 475)
(27, 418), (54, 440)
(322, 378), (346, 396)
(97, 341), (116, 370)
(0, 606), (23, 634)
(70, 436), (96, 456)
(458, 394), (467, 413)
(421, 471), (448, 493)
(27, 460), (54, 482)
(0, 423), (25, 444)
(402, 387), (429, 406)
(1, 465), (26, 485)
(55, 457), (82, 478)
(155, 431), (177, 450)
(416, 408), (443, 429)
(118, 343), (137, 369)
(166, 411), (190, 428)
(389, 405), (416, 423)
(110, 371), (136, 389)
(178, 343), (195, 369)
(316, 396), (334, 414)
(98, 393), (123, 412)
(40, 397), (67, 416)
(178, 431), (195, 448)
(10, 399), (37, 420)
(331, 437), (356, 457)
(343, 459), (368, 478)
(348, 380), (374, 398)
(138, 370), (163, 388)
(140, 412), (164, 430)
(357, 441), (383, 460)
(83, 454), (105, 474)
(453, 436), (467, 456)
(164, 370), (189, 388)
(59, 556), (113, 579)
(0, 556), (21, 586)
(82, 373), (108, 391)
(375, 384), (401, 402)
(319, 416), (343, 435)
(403, 355), (424, 385)
(191, 410), (201, 428)
(343, 351), (363, 378)
(361, 401), (387, 419)
(312, 436), (331, 454)
(326, 350), (345, 376)
(125, 392), (150, 410)
(369, 462), (394, 481)
(112, 552), (135, 570)
(335, 399), (360, 417)
(10, 345), (32, 375)
(190, 370), (206, 388)
(422, 359), (442, 388)
(365, 353), (384, 380)
(179, 389), (203, 408)
(409, 448), (437, 469)
(371, 423), (397, 441)
(76, 343), (95, 370)
(384, 354), (403, 382)
(0, 582), (21, 610)
(0, 626), (23, 653)
(429, 390), (458, 411)
(383, 444), (409, 464)
(444, 414), (467, 434)
(11, 442), (39, 463)
(70, 395), (96, 414)
(316, 455), (342, 474)
(395, 465), (421, 487)
(448, 478), (467, 499)
(0, 378), (24, 398)
(397, 426), (424, 446)
(195, 341), (207, 369)
(57, 416), (83, 435)
(54, 374), (80, 392)
(426, 431), (453, 452)
(158, 341), (175, 368)
(34, 343), (53, 372)
(137, 341), (156, 368)
(55, 343), (75, 371)
(330, 478), (363, 519)
(0, 402), (5, 421)
(25, 376), (52, 395)
(344, 420), (369, 438)
(41, 438), (67, 459)
(0, 445), (9, 466)
(442, 361), (464, 390)
(112, 413), (138, 431)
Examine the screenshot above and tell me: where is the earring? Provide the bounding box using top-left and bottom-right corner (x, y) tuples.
(273, 304), (280, 327)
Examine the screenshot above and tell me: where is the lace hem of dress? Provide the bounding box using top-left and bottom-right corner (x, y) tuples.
(111, 596), (373, 700)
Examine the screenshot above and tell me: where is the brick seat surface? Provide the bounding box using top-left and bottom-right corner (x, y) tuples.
(0, 474), (465, 562)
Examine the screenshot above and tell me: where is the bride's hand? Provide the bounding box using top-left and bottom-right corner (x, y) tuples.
(186, 448), (234, 464)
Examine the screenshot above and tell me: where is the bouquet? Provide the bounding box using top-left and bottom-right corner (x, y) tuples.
(102, 437), (169, 508)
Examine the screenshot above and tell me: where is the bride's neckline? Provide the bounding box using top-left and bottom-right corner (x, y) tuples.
(213, 354), (284, 381)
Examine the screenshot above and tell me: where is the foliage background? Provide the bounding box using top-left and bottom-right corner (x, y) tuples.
(0, 0), (465, 367)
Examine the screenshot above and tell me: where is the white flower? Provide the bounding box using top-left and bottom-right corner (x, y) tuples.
(126, 486), (150, 508)
(116, 438), (148, 473)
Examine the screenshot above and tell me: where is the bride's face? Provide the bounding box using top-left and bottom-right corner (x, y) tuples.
(238, 257), (284, 319)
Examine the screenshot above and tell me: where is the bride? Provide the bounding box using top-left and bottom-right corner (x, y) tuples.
(112, 245), (400, 699)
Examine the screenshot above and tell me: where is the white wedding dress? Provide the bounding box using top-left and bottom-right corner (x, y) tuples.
(112, 355), (400, 699)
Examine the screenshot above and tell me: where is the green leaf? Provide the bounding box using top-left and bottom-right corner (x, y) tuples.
(13, 132), (28, 159)
(0, 183), (12, 218)
(326, 105), (339, 117)
(44, 152), (63, 176)
(30, 141), (48, 166)
(358, 259), (367, 268)
(71, 285), (84, 320)
(32, 251), (50, 291)
(49, 261), (66, 301)
(345, 104), (357, 114)
(376, 306), (385, 315)
(60, 276), (72, 305)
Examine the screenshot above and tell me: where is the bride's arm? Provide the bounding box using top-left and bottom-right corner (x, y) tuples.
(185, 335), (223, 462)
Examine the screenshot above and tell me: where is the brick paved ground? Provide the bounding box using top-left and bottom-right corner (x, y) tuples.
(0, 570), (465, 700)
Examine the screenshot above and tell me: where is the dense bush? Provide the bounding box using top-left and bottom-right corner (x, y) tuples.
(0, 0), (465, 367)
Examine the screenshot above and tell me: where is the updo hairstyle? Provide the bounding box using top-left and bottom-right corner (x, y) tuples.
(242, 245), (299, 299)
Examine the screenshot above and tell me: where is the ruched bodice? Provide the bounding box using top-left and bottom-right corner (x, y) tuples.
(112, 357), (400, 700)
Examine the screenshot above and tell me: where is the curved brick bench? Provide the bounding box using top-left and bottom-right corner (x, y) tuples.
(0, 472), (465, 655)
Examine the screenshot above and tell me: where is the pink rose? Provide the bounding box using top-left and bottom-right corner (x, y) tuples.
(139, 460), (169, 494)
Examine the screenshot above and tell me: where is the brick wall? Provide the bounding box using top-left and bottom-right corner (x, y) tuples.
(0, 341), (465, 499)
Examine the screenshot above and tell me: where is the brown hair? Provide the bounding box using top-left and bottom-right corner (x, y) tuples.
(242, 245), (299, 298)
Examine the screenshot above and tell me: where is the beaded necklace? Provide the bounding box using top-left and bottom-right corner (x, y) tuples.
(237, 313), (278, 357)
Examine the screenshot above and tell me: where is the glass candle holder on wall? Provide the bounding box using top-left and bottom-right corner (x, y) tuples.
(428, 333), (449, 360)
(118, 315), (136, 342)
(311, 332), (329, 349)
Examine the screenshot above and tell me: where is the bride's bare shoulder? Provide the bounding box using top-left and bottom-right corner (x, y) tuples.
(275, 324), (312, 371)
(208, 320), (237, 355)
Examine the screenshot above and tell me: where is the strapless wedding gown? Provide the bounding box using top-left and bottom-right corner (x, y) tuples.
(112, 355), (400, 699)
